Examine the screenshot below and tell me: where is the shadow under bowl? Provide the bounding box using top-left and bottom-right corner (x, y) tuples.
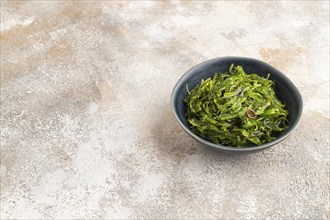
(171, 57), (303, 154)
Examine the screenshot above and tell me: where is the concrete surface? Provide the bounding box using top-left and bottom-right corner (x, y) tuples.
(1, 1), (329, 219)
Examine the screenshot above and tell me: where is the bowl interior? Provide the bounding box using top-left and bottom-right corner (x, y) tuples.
(172, 57), (303, 152)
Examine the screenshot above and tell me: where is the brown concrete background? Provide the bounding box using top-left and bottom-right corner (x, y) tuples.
(1, 1), (329, 219)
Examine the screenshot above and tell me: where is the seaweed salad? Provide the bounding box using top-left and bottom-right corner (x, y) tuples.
(184, 64), (289, 147)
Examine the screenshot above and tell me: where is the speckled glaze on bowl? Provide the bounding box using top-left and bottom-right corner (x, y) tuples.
(171, 57), (303, 154)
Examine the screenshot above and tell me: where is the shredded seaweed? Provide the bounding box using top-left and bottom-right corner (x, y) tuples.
(184, 64), (289, 147)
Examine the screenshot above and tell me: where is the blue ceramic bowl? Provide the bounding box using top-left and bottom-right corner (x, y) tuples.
(171, 57), (303, 154)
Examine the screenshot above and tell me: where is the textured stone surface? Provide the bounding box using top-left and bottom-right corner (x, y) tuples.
(0, 1), (329, 219)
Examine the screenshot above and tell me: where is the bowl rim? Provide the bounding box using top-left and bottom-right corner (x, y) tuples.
(171, 56), (303, 152)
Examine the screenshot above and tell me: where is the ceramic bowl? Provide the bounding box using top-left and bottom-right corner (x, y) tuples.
(171, 57), (303, 154)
